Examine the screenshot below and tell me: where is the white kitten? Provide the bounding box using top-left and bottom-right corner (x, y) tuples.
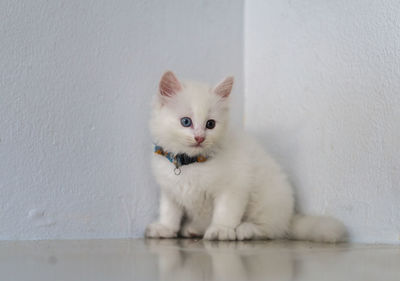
(146, 71), (346, 242)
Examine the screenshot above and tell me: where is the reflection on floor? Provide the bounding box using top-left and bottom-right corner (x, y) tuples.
(1, 238), (399, 281)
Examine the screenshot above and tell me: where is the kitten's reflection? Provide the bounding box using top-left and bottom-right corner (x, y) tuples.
(145, 239), (294, 281)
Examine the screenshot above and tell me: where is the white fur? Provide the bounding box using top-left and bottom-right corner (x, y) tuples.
(146, 72), (346, 242)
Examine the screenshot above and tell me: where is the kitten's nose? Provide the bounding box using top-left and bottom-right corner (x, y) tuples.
(194, 136), (205, 144)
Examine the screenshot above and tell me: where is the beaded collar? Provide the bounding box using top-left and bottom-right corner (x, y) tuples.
(154, 145), (208, 175)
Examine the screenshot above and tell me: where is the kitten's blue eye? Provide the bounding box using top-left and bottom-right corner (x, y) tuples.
(180, 117), (192, 127)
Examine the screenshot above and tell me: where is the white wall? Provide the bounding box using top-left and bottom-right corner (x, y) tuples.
(245, 0), (400, 243)
(2, 0), (399, 243)
(0, 0), (243, 240)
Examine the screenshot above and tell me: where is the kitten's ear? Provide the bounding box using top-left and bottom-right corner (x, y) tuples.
(214, 76), (234, 98)
(159, 71), (182, 97)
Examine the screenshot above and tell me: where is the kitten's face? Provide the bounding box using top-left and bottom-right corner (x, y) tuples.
(150, 71), (233, 156)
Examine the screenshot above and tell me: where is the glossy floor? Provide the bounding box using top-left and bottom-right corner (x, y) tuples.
(1, 238), (399, 281)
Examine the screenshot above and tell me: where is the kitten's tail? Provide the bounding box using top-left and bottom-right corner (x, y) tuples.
(289, 214), (347, 243)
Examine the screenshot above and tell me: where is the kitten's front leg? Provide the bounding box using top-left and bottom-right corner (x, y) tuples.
(146, 191), (183, 238)
(204, 191), (247, 241)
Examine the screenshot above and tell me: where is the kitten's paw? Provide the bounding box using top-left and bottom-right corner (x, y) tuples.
(145, 222), (177, 238)
(236, 222), (258, 241)
(203, 224), (236, 241)
(180, 224), (203, 238)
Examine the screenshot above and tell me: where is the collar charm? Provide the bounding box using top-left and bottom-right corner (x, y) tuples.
(154, 145), (207, 175)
